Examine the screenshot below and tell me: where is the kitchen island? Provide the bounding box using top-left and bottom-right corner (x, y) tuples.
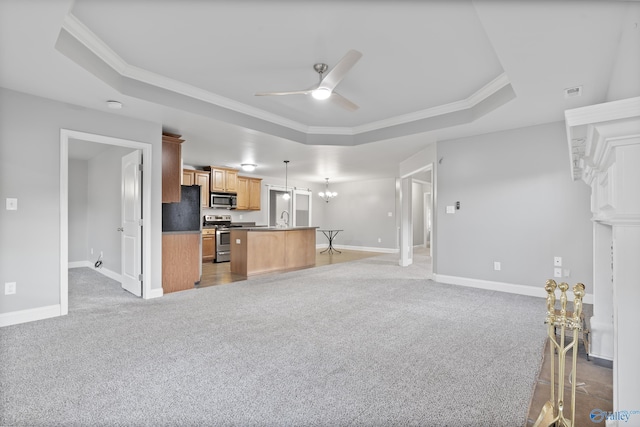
(230, 227), (317, 277)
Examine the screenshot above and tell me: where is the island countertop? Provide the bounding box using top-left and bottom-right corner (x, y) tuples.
(239, 226), (318, 232)
(230, 227), (316, 277)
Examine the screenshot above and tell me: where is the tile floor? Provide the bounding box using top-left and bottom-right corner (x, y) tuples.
(525, 336), (613, 426)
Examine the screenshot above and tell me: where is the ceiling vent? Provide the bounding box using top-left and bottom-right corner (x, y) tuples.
(564, 86), (583, 99)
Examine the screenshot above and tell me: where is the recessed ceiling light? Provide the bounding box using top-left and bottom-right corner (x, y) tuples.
(241, 163), (257, 172)
(106, 100), (123, 109)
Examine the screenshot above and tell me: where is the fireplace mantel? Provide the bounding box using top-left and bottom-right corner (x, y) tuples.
(565, 96), (640, 421)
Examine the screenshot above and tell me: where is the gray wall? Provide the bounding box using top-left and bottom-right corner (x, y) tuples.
(68, 159), (89, 263)
(0, 88), (161, 315)
(321, 178), (397, 250)
(435, 121), (593, 292)
(86, 146), (135, 272)
(412, 181), (426, 246)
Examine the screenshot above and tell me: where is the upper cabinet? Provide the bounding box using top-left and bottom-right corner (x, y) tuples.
(182, 169), (195, 186)
(162, 132), (184, 203)
(205, 166), (238, 193)
(183, 169), (210, 209)
(237, 176), (262, 210)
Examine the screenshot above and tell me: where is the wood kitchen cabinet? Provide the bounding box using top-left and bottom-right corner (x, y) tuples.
(162, 132), (184, 203)
(204, 166), (238, 193)
(236, 176), (262, 210)
(248, 178), (262, 210)
(182, 170), (195, 185)
(183, 169), (211, 208)
(162, 232), (200, 293)
(202, 228), (216, 262)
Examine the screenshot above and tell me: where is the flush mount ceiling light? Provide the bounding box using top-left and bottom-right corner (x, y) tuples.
(282, 160), (291, 201)
(106, 100), (122, 109)
(319, 178), (337, 203)
(241, 163), (257, 172)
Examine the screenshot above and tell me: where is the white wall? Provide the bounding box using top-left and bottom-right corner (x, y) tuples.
(68, 159), (89, 263)
(0, 88), (161, 317)
(606, 2), (640, 102)
(435, 121), (593, 293)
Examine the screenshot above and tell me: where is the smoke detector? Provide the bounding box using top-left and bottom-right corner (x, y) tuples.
(564, 86), (583, 99)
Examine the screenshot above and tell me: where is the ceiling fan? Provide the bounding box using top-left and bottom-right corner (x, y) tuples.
(255, 49), (363, 111)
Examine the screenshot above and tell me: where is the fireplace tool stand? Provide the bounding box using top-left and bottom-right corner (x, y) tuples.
(533, 279), (585, 427)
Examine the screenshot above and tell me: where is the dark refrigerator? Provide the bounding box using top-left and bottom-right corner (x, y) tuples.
(162, 185), (202, 232)
(162, 185), (202, 281)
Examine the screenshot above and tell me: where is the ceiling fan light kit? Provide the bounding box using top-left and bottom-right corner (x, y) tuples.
(255, 49), (362, 111)
(311, 87), (332, 100)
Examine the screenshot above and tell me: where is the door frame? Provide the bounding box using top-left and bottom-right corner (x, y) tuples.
(60, 129), (153, 315)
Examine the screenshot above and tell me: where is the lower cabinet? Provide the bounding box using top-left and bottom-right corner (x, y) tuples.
(162, 233), (200, 293)
(202, 228), (216, 262)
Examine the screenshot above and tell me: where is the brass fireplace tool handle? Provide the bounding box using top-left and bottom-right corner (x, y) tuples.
(533, 279), (585, 427)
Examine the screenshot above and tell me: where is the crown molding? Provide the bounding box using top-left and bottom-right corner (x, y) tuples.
(61, 13), (514, 144)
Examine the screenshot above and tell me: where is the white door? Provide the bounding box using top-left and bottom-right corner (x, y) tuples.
(121, 150), (142, 296)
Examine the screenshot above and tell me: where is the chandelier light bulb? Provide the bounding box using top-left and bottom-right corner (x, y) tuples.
(319, 178), (337, 202)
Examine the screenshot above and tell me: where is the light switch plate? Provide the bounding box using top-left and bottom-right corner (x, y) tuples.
(5, 282), (16, 295)
(6, 198), (17, 210)
(446, 206), (455, 214)
(554, 267), (562, 278)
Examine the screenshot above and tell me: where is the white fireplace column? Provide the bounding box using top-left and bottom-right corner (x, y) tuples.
(565, 97), (640, 420)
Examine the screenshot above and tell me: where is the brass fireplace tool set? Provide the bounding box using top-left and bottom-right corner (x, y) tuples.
(533, 279), (586, 427)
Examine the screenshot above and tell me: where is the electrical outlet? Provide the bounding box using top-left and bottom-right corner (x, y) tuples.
(91, 248), (94, 255)
(494, 262), (501, 271)
(378, 238), (381, 243)
(554, 256), (562, 267)
(388, 212), (393, 217)
(239, 215), (243, 220)
(5, 282), (16, 295)
(100, 251), (104, 257)
(554, 267), (562, 278)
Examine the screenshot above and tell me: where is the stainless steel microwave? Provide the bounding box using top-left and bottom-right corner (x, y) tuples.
(210, 192), (237, 209)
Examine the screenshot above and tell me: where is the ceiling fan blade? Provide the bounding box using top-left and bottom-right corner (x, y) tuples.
(320, 49), (363, 91)
(255, 89), (312, 96)
(331, 92), (359, 111)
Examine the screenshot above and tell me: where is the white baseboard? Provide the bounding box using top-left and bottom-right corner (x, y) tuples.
(433, 274), (594, 304)
(0, 304), (62, 327)
(315, 243), (398, 254)
(68, 261), (122, 283)
(145, 288), (164, 299)
(68, 260), (91, 269)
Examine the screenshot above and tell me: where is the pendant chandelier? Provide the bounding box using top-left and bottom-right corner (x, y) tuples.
(282, 160), (291, 200)
(319, 178), (337, 203)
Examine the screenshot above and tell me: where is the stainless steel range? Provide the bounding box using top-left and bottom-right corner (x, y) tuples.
(203, 214), (232, 262)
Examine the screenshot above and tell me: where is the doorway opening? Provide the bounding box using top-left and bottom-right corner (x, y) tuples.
(399, 164), (433, 277)
(60, 129), (153, 316)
